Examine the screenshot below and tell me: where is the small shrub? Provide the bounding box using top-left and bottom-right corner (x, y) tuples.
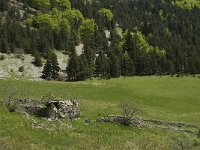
(3, 85), (18, 112)
(41, 91), (56, 102)
(33, 52), (43, 67)
(4, 98), (17, 112)
(19, 66), (24, 72)
(0, 55), (5, 60)
(119, 101), (141, 118)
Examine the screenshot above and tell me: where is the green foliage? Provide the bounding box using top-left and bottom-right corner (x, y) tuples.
(97, 8), (114, 29)
(34, 0), (50, 7)
(32, 12), (58, 28)
(79, 19), (96, 47)
(63, 9), (84, 28)
(56, 0), (71, 11)
(98, 8), (114, 21)
(174, 0), (200, 9)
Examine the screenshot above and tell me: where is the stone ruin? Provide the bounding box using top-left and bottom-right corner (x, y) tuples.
(97, 115), (199, 134)
(16, 99), (80, 120)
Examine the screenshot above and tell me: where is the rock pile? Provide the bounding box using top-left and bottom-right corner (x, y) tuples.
(97, 115), (199, 134)
(97, 115), (143, 126)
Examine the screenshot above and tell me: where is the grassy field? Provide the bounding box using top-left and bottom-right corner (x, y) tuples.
(0, 76), (200, 149)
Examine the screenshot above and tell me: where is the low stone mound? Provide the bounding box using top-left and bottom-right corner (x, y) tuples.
(16, 99), (80, 120)
(97, 115), (199, 134)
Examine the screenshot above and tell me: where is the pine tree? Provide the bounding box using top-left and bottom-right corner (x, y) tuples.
(42, 52), (60, 80)
(96, 52), (110, 79)
(42, 56), (52, 80)
(84, 46), (96, 77)
(109, 53), (121, 78)
(0, 39), (9, 53)
(121, 52), (135, 76)
(77, 54), (90, 80)
(51, 52), (61, 79)
(67, 43), (79, 81)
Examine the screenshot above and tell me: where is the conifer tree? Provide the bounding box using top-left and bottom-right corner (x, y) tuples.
(51, 52), (61, 79)
(84, 46), (96, 77)
(0, 39), (9, 53)
(78, 54), (90, 80)
(66, 43), (79, 80)
(42, 56), (52, 80)
(121, 52), (135, 76)
(109, 53), (121, 78)
(96, 52), (110, 79)
(42, 52), (60, 80)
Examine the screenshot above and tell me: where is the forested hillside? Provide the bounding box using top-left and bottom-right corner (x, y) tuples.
(0, 0), (200, 80)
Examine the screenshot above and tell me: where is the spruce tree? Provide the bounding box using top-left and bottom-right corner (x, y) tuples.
(51, 52), (61, 79)
(96, 52), (110, 79)
(78, 54), (90, 80)
(1, 39), (9, 53)
(42, 56), (52, 80)
(109, 54), (121, 78)
(42, 52), (60, 80)
(121, 52), (135, 76)
(84, 46), (96, 77)
(67, 43), (79, 81)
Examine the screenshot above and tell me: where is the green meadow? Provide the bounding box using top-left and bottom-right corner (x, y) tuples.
(0, 76), (200, 149)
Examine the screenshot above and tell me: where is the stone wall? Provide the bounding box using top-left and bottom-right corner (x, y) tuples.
(15, 99), (80, 120)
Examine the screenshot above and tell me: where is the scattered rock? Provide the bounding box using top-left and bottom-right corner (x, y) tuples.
(85, 118), (91, 124)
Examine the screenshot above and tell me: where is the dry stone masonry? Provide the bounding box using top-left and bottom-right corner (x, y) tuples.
(16, 99), (80, 120)
(97, 115), (199, 134)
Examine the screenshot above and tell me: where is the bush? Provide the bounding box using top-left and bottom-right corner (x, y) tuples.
(19, 66), (24, 72)
(41, 91), (56, 102)
(33, 51), (43, 67)
(119, 101), (141, 118)
(4, 98), (17, 112)
(0, 55), (5, 60)
(3, 85), (18, 112)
